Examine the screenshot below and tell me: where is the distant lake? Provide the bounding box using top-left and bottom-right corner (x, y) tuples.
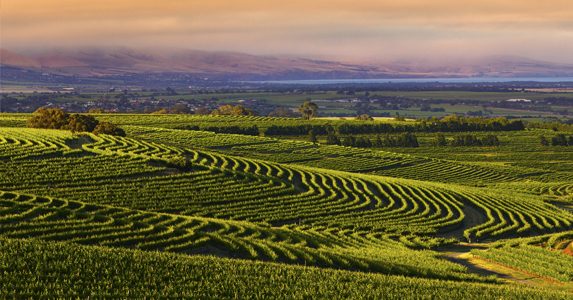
(250, 77), (573, 85)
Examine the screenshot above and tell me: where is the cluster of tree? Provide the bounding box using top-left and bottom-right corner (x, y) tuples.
(211, 104), (256, 116)
(355, 114), (374, 121)
(150, 103), (192, 114)
(268, 107), (298, 117)
(440, 134), (500, 147)
(176, 125), (259, 136)
(265, 125), (331, 136)
(420, 105), (445, 112)
(264, 116), (523, 136)
(27, 108), (125, 136)
(540, 134), (573, 146)
(322, 132), (419, 148)
(422, 115), (524, 132)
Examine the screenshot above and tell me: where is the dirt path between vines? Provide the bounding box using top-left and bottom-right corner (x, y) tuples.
(438, 243), (573, 292)
(439, 203), (486, 241)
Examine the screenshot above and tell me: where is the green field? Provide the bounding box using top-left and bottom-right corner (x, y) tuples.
(0, 114), (572, 297)
(4, 88), (573, 118)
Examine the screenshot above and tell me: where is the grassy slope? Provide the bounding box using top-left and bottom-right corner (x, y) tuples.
(1, 237), (569, 299)
(0, 115), (572, 297)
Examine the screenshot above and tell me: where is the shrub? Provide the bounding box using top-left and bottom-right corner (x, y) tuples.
(93, 122), (126, 137)
(65, 114), (99, 133)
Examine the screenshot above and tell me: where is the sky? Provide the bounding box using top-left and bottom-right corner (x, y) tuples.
(2, 0), (573, 63)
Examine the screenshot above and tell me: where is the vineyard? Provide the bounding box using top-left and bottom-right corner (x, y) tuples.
(0, 115), (572, 297)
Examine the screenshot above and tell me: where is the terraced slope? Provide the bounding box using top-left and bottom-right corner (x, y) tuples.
(1, 128), (571, 244)
(1, 121), (573, 297)
(0, 191), (474, 280)
(105, 129), (573, 239)
(0, 127), (81, 159)
(124, 126), (522, 185)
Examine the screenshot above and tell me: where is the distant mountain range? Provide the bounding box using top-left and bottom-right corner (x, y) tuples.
(2, 48), (573, 81)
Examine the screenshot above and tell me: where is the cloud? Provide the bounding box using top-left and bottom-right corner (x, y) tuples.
(2, 0), (572, 62)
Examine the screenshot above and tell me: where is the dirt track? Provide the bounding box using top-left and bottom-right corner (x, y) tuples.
(437, 243), (573, 292)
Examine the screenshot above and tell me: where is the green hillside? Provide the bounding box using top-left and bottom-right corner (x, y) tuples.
(0, 114), (572, 297)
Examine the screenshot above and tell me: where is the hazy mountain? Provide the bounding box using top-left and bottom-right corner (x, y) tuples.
(2, 48), (573, 80)
(0, 48), (381, 80)
(377, 55), (573, 78)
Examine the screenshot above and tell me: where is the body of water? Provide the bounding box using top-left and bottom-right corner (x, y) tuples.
(250, 77), (573, 85)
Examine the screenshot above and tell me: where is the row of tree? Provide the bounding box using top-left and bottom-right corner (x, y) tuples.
(435, 134), (500, 147)
(337, 116), (524, 134)
(175, 125), (260, 136)
(540, 134), (573, 146)
(312, 131), (420, 148)
(27, 108), (126, 136)
(264, 116), (524, 136)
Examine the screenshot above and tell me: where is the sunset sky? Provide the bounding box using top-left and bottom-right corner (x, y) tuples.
(2, 0), (573, 62)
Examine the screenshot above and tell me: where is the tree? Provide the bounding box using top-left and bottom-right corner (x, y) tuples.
(551, 134), (568, 146)
(355, 137), (372, 148)
(165, 87), (178, 96)
(88, 108), (105, 114)
(93, 122), (126, 137)
(65, 114), (99, 133)
(394, 114), (406, 121)
(27, 107), (69, 129)
(355, 114), (374, 121)
(194, 107), (211, 115)
(373, 135), (383, 148)
(341, 136), (356, 147)
(482, 135), (500, 146)
(308, 129), (318, 144)
(211, 104), (255, 116)
(171, 103), (191, 114)
(268, 107), (296, 117)
(27, 107), (125, 136)
(298, 101), (318, 120)
(401, 133), (419, 147)
(539, 135), (549, 146)
(325, 132), (340, 145)
(151, 108), (169, 114)
(435, 134), (448, 146)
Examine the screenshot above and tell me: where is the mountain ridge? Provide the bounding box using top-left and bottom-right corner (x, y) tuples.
(2, 48), (573, 80)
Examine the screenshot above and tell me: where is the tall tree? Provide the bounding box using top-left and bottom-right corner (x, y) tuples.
(27, 107), (69, 129)
(298, 101), (318, 120)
